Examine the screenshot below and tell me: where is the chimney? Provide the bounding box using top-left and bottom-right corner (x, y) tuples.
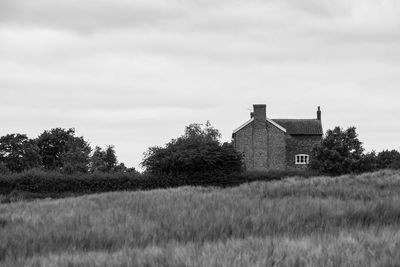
(253, 104), (267, 122)
(317, 106), (321, 120)
(252, 104), (268, 171)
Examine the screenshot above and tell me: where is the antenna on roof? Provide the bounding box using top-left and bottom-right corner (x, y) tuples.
(247, 108), (254, 119)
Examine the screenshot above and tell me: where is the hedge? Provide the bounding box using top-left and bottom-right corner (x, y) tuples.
(0, 169), (315, 201)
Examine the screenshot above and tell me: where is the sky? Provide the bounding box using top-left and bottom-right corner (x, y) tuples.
(0, 0), (399, 169)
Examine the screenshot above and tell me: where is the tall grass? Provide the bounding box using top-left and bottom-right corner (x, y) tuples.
(1, 169), (400, 266)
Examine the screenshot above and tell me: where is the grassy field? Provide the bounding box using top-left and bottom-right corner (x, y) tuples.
(1, 170), (400, 266)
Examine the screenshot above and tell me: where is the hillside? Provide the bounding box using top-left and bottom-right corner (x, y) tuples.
(1, 170), (400, 266)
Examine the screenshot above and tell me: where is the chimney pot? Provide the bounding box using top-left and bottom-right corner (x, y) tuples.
(317, 106), (321, 120)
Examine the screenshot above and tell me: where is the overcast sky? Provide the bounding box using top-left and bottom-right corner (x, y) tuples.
(1, 0), (399, 169)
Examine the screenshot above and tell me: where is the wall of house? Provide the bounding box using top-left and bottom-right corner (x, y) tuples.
(234, 120), (288, 171)
(266, 122), (286, 170)
(252, 128), (268, 170)
(233, 123), (254, 170)
(286, 135), (322, 170)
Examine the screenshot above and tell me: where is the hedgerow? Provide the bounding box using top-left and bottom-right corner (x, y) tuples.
(0, 169), (314, 201)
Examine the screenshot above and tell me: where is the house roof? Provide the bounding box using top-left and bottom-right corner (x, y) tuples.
(232, 118), (254, 134)
(232, 118), (322, 136)
(232, 118), (287, 134)
(272, 119), (323, 135)
(267, 118), (287, 133)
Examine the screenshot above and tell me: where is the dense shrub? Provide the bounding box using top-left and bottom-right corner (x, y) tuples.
(0, 134), (41, 172)
(0, 162), (10, 175)
(376, 150), (400, 170)
(37, 128), (91, 173)
(310, 126), (400, 175)
(0, 169), (313, 201)
(310, 126), (365, 175)
(0, 128), (127, 175)
(141, 122), (243, 177)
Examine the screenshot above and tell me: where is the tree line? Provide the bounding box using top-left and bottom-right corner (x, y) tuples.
(0, 123), (399, 177)
(1, 122), (399, 203)
(0, 128), (136, 174)
(310, 126), (400, 175)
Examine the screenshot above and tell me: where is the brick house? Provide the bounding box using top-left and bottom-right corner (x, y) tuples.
(232, 104), (323, 171)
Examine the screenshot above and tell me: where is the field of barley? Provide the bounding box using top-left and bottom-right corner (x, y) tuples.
(1, 170), (400, 266)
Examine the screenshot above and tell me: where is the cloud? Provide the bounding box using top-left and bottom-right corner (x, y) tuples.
(0, 0), (185, 32)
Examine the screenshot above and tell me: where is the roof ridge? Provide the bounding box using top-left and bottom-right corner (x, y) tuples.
(272, 118), (319, 121)
(233, 118), (323, 135)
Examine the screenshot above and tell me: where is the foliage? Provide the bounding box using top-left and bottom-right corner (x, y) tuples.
(0, 162), (10, 175)
(141, 122), (243, 177)
(358, 151), (378, 173)
(104, 145), (117, 170)
(0, 134), (41, 172)
(310, 126), (366, 175)
(113, 162), (138, 174)
(36, 128), (91, 173)
(0, 169), (145, 196)
(90, 145), (122, 173)
(310, 126), (400, 175)
(0, 128), (134, 175)
(376, 150), (400, 170)
(0, 168), (311, 200)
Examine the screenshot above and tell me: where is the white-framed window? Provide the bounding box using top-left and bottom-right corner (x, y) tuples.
(295, 154), (310, 165)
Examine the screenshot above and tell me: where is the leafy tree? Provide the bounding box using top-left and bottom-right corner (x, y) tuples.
(60, 136), (93, 174)
(105, 145), (117, 171)
(90, 146), (107, 173)
(36, 128), (91, 173)
(358, 151), (378, 173)
(310, 126), (365, 175)
(90, 145), (118, 173)
(0, 134), (41, 172)
(113, 162), (138, 174)
(376, 150), (400, 170)
(141, 121), (243, 177)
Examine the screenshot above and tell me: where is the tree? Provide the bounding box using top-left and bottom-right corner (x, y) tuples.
(376, 150), (400, 170)
(310, 126), (365, 175)
(141, 121), (243, 177)
(89, 145), (118, 173)
(113, 163), (138, 174)
(60, 136), (92, 174)
(0, 134), (41, 172)
(358, 151), (378, 173)
(90, 146), (107, 173)
(105, 145), (117, 171)
(36, 128), (91, 173)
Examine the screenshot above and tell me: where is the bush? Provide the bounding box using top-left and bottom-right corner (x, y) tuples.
(376, 150), (400, 170)
(0, 162), (10, 175)
(310, 127), (366, 175)
(0, 169), (313, 201)
(141, 122), (243, 177)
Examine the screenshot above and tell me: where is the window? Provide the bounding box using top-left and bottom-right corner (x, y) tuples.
(295, 154), (309, 165)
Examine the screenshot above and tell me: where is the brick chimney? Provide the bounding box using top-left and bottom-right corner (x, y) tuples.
(252, 104), (268, 171)
(317, 106), (321, 121)
(253, 104), (267, 122)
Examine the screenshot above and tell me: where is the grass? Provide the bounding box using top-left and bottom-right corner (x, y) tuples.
(1, 169), (400, 266)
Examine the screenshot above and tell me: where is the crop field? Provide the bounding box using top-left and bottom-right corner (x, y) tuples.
(1, 170), (400, 266)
